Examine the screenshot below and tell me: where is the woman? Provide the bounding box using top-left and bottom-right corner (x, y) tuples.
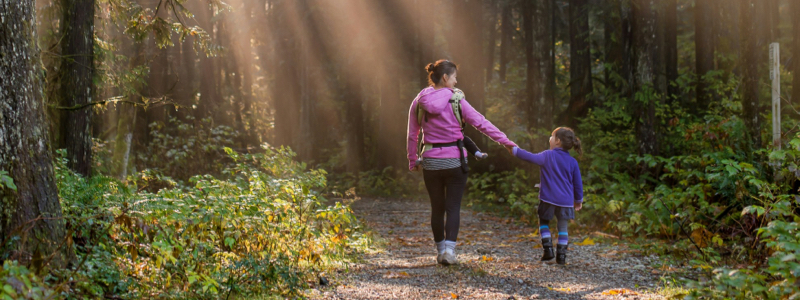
(406, 59), (517, 265)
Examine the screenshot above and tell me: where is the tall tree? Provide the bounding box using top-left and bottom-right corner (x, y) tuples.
(416, 0), (437, 87)
(793, 0), (800, 104)
(0, 0), (70, 266)
(499, 2), (513, 82)
(604, 0), (627, 90)
(695, 0), (715, 112)
(451, 0), (488, 151)
(664, 0), (678, 102)
(560, 0), (592, 127)
(485, 1), (499, 85)
(60, 0), (95, 177)
(740, 0), (763, 149)
(631, 0), (660, 156)
(523, 0), (555, 147)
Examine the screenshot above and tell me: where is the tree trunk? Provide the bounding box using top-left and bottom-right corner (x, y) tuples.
(523, 0), (554, 144)
(270, 0), (302, 149)
(416, 0), (437, 87)
(793, 0), (800, 104)
(0, 0), (70, 267)
(695, 0), (715, 112)
(716, 1), (740, 73)
(664, 0), (678, 103)
(740, 0), (763, 149)
(113, 43), (145, 179)
(451, 0), (487, 151)
(345, 84), (365, 174)
(60, 0), (95, 177)
(499, 3), (513, 82)
(560, 0), (592, 128)
(604, 0), (626, 91)
(631, 0), (659, 156)
(485, 1), (499, 85)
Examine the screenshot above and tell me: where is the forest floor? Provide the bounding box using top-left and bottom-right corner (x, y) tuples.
(309, 198), (674, 299)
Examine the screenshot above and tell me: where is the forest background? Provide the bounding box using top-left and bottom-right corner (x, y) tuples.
(1, 0), (799, 298)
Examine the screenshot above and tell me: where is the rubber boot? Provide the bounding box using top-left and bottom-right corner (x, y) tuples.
(556, 244), (568, 265)
(541, 238), (555, 261)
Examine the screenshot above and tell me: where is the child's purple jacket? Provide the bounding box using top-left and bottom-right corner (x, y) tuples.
(513, 147), (584, 207)
(406, 86), (516, 171)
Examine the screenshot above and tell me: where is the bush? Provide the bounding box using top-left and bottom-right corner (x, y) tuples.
(21, 145), (371, 299)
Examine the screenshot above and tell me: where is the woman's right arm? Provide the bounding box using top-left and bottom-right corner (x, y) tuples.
(406, 100), (421, 171)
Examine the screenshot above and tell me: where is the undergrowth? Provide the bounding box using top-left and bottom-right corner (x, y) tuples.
(1, 146), (371, 299)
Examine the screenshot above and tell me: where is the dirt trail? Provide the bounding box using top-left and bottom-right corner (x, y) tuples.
(311, 198), (666, 299)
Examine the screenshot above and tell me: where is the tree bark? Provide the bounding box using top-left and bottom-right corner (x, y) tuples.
(793, 0), (800, 104)
(0, 0), (70, 267)
(113, 42), (145, 179)
(499, 3), (513, 82)
(740, 0), (762, 149)
(523, 0), (554, 143)
(270, 0), (302, 150)
(416, 0), (437, 87)
(560, 0), (592, 128)
(631, 0), (660, 156)
(695, 0), (715, 112)
(451, 0), (487, 151)
(604, 0), (626, 91)
(485, 1), (499, 85)
(664, 0), (678, 103)
(60, 0), (95, 177)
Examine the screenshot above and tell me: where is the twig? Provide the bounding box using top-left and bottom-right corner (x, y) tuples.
(656, 197), (708, 260)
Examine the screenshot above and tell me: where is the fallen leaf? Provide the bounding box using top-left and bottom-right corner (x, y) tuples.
(602, 289), (639, 296)
(574, 237), (596, 246)
(384, 271), (411, 278)
(450, 292), (459, 299)
(482, 255), (494, 262)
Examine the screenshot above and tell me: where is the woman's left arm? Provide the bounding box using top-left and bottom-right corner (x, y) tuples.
(461, 99), (517, 147)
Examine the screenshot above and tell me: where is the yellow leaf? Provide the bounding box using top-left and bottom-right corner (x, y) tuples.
(574, 237), (596, 246)
(602, 289), (639, 296)
(481, 255), (494, 262)
(450, 292), (458, 299)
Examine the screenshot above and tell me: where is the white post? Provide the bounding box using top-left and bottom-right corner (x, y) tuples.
(770, 43), (781, 149)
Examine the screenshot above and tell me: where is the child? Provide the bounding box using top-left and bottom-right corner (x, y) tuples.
(507, 127), (584, 265)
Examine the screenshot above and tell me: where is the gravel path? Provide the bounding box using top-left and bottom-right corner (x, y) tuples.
(310, 198), (667, 299)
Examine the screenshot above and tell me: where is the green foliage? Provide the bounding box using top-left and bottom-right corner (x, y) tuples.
(0, 171), (15, 192)
(0, 261), (57, 300)
(136, 117), (238, 182)
(25, 146), (370, 299)
(467, 169), (539, 220)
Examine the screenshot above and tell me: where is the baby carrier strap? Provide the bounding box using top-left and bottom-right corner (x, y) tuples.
(416, 88), (469, 173)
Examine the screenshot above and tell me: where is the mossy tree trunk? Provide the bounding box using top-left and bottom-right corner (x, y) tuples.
(560, 0), (592, 128)
(0, 0), (70, 267)
(60, 0), (95, 177)
(631, 0), (660, 156)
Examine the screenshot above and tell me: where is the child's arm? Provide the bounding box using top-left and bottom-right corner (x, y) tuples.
(462, 136), (481, 156)
(573, 163), (584, 209)
(512, 147), (547, 166)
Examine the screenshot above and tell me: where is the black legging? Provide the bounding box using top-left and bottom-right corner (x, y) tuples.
(423, 167), (468, 242)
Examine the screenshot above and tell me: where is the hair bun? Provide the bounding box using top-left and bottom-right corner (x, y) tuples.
(425, 63), (435, 73)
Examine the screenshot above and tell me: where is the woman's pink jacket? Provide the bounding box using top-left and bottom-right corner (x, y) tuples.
(406, 86), (517, 171)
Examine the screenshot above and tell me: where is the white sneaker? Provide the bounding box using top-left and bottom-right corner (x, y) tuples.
(441, 248), (458, 265)
(437, 252), (444, 264)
